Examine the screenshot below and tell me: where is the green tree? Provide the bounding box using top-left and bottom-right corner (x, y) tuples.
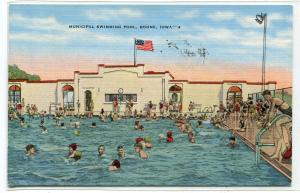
(8, 64), (41, 81)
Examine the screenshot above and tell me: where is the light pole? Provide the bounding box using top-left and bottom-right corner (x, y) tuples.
(255, 13), (267, 92)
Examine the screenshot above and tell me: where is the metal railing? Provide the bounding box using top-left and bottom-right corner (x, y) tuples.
(248, 87), (292, 106)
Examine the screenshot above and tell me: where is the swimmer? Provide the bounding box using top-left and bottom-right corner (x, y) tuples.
(68, 143), (82, 161)
(90, 122), (97, 128)
(98, 144), (106, 158)
(134, 142), (148, 159)
(134, 121), (144, 131)
(197, 120), (203, 128)
(59, 122), (66, 129)
(74, 129), (80, 136)
(20, 117), (26, 127)
(74, 121), (80, 129)
(144, 136), (153, 148)
(166, 130), (174, 143)
(188, 132), (196, 143)
(117, 146), (125, 159)
(25, 144), (36, 156)
(227, 136), (239, 148)
(158, 134), (165, 142)
(40, 125), (48, 134)
(108, 160), (121, 171)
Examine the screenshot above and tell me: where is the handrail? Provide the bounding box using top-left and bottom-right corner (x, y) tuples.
(255, 114), (292, 165)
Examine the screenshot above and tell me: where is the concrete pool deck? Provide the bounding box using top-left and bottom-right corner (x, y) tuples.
(225, 117), (292, 180)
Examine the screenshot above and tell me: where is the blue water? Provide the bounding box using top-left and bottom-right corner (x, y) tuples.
(8, 116), (290, 187)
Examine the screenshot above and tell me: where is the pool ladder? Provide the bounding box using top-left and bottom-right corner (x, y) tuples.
(255, 114), (292, 165)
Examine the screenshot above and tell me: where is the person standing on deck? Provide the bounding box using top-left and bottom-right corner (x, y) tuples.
(262, 90), (292, 162)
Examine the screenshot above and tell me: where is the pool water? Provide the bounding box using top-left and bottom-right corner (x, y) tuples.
(8, 116), (290, 187)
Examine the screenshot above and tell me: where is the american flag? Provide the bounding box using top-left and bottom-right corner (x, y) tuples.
(135, 39), (154, 51)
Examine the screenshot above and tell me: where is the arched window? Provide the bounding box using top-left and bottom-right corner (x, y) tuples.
(9, 85), (21, 104)
(227, 86), (242, 103)
(63, 85), (74, 110)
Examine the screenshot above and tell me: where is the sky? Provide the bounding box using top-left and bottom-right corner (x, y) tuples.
(8, 4), (293, 88)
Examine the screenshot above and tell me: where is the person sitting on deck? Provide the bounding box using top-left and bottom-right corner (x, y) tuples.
(262, 90), (292, 162)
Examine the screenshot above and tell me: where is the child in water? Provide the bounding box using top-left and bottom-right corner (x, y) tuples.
(25, 144), (36, 156)
(134, 142), (148, 159)
(68, 143), (82, 161)
(166, 130), (174, 143)
(188, 132), (196, 143)
(108, 160), (121, 171)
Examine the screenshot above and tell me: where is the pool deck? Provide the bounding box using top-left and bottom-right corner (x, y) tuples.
(225, 118), (292, 180)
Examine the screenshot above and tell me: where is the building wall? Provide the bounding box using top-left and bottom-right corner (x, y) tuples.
(181, 83), (222, 112)
(8, 65), (277, 114)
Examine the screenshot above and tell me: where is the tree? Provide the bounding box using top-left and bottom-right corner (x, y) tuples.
(8, 64), (41, 81)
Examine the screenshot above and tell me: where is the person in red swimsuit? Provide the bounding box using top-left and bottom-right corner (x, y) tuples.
(166, 130), (174, 143)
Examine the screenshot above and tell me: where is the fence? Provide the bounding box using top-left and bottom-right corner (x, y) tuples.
(248, 87), (292, 106)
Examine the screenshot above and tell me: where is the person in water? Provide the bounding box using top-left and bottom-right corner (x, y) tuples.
(166, 130), (174, 143)
(197, 120), (203, 128)
(68, 143), (82, 161)
(134, 120), (144, 131)
(26, 144), (36, 156)
(90, 122), (97, 128)
(188, 131), (196, 143)
(227, 136), (239, 148)
(262, 90), (292, 162)
(158, 134), (165, 142)
(144, 136), (153, 148)
(108, 159), (121, 171)
(74, 121), (80, 129)
(20, 116), (26, 127)
(59, 122), (66, 129)
(134, 142), (148, 159)
(117, 146), (125, 159)
(98, 145), (106, 157)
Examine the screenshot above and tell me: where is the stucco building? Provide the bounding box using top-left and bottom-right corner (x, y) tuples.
(8, 64), (276, 114)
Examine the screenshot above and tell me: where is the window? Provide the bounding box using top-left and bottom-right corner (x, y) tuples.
(105, 94), (137, 102)
(9, 85), (21, 103)
(63, 85), (74, 110)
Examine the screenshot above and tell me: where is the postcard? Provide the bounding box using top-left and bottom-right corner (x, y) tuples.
(7, 3), (292, 187)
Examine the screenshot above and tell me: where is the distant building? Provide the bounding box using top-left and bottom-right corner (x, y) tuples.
(8, 64), (276, 114)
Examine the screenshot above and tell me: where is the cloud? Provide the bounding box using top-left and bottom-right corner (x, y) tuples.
(176, 10), (200, 19)
(9, 33), (69, 43)
(237, 12), (292, 28)
(10, 13), (65, 31)
(86, 8), (143, 20)
(207, 11), (237, 21)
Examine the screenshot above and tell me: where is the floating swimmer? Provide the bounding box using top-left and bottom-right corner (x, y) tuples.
(68, 143), (82, 161)
(108, 160), (121, 171)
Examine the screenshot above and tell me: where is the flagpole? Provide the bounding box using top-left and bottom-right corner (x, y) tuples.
(134, 38), (136, 66)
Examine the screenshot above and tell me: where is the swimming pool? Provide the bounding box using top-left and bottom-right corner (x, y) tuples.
(8, 116), (290, 187)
